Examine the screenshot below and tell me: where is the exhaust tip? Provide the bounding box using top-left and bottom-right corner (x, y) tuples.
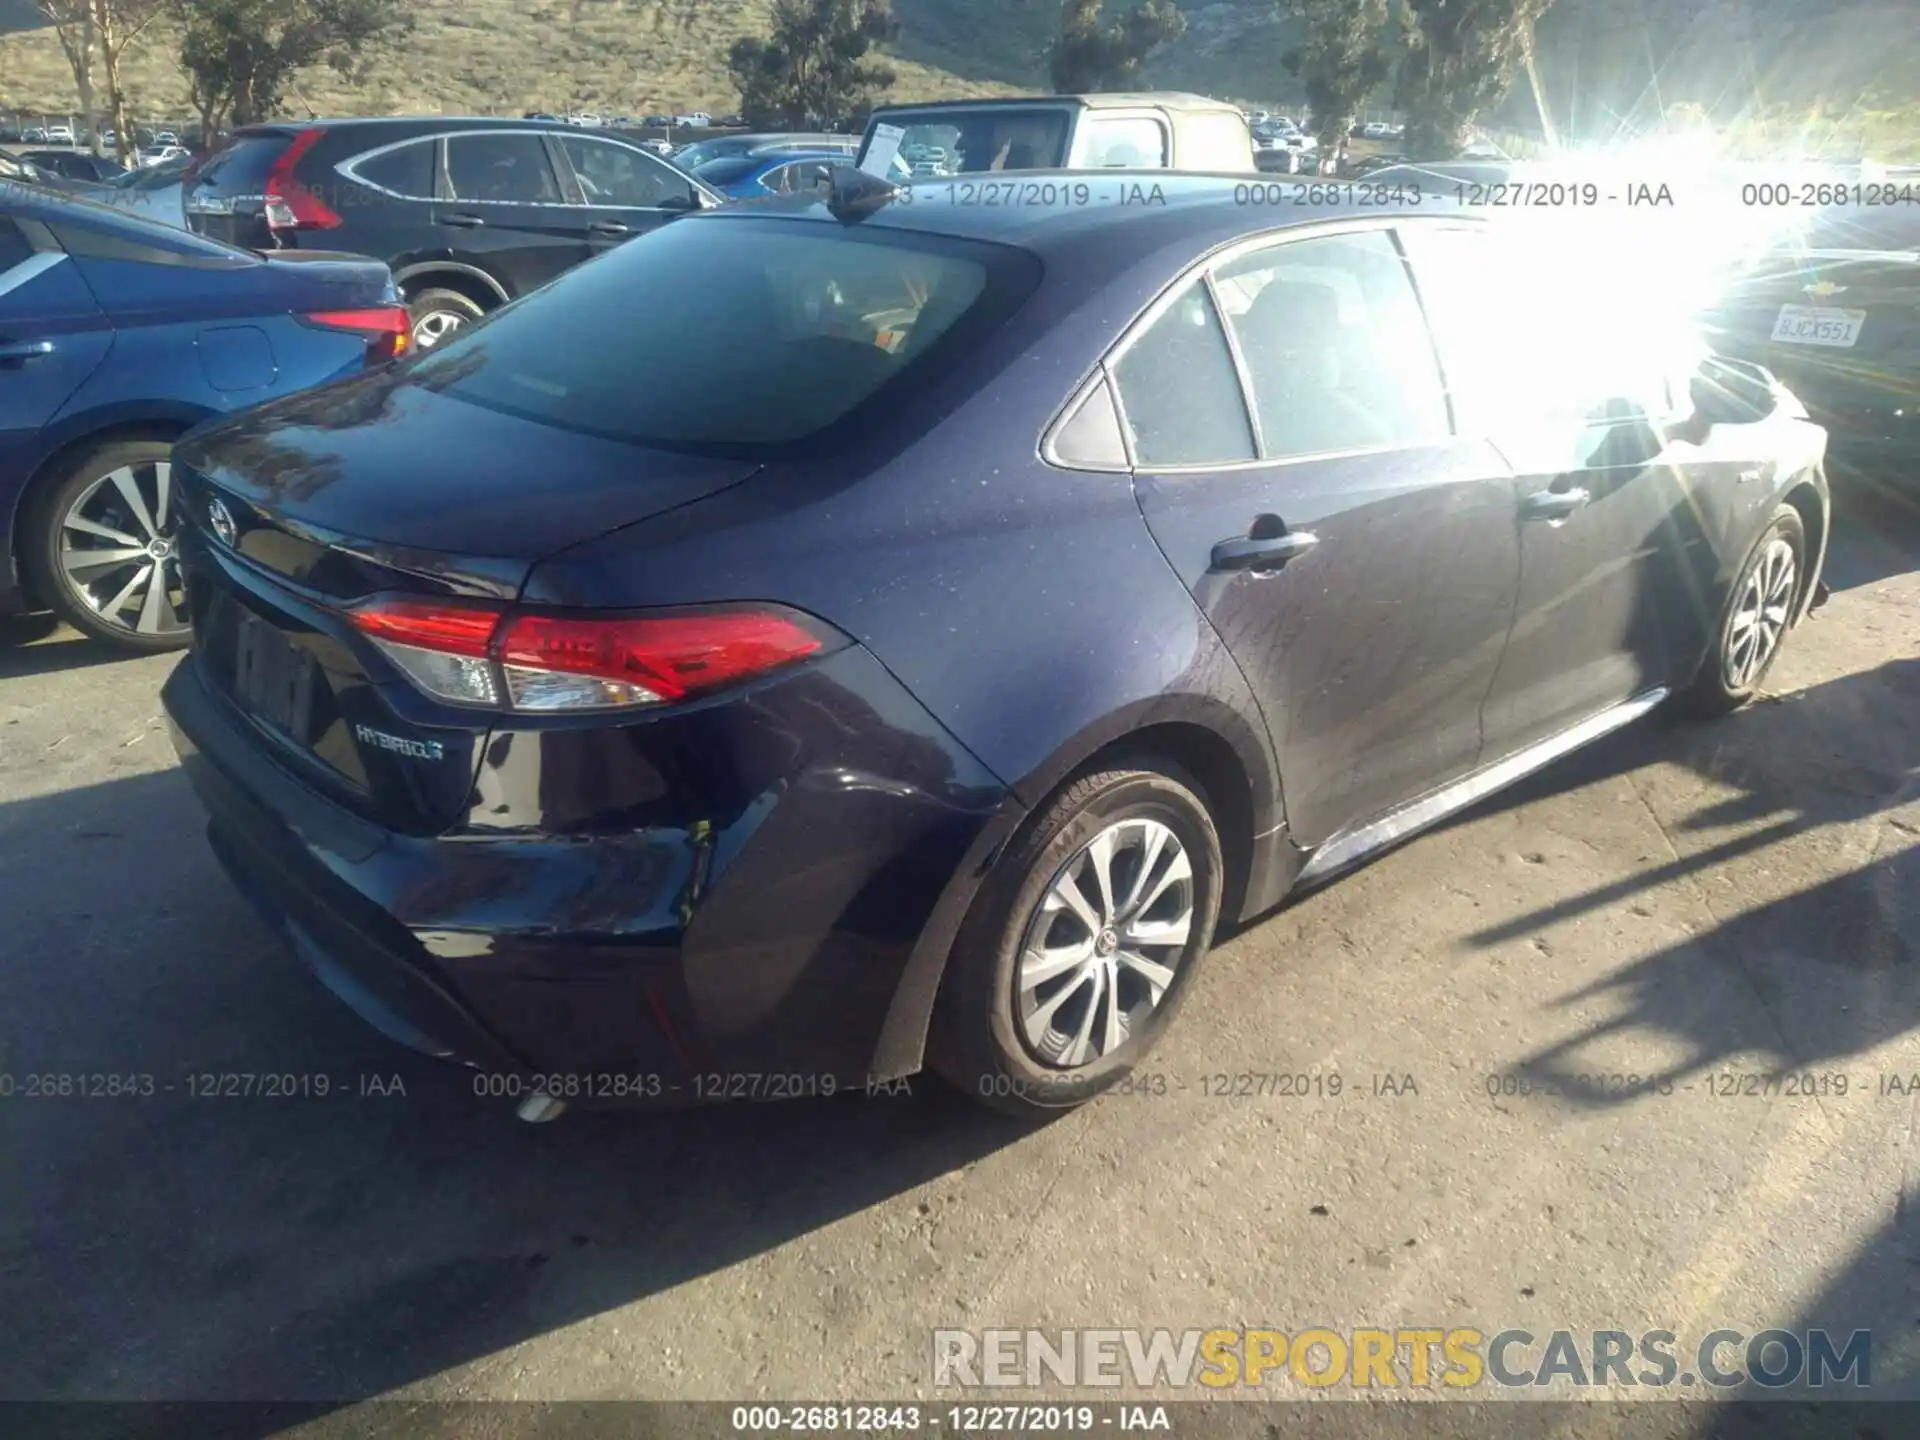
(516, 1093), (568, 1124)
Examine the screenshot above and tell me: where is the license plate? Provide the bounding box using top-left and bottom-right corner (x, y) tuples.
(1770, 304), (1866, 347)
(233, 613), (316, 743)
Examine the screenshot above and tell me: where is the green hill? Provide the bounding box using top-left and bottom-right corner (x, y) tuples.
(1, 0), (1913, 159)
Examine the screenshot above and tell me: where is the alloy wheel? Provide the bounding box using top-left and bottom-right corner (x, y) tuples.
(412, 310), (465, 349)
(1014, 816), (1195, 1070)
(1725, 536), (1796, 690)
(56, 459), (188, 640)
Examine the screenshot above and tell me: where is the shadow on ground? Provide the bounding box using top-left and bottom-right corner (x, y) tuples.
(0, 614), (133, 680)
(0, 766), (1033, 1417)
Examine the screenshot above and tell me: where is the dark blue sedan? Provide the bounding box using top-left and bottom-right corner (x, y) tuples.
(0, 183), (406, 650)
(160, 172), (1829, 1116)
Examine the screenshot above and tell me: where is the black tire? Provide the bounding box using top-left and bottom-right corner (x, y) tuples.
(1677, 503), (1807, 718)
(406, 286), (487, 349)
(23, 437), (190, 653)
(928, 766), (1224, 1117)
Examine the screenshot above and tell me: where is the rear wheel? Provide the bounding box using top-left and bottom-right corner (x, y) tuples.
(25, 438), (190, 652)
(1678, 503), (1806, 716)
(406, 287), (487, 350)
(928, 767), (1223, 1116)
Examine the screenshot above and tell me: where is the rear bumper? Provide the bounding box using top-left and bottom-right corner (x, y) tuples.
(163, 644), (1013, 1102)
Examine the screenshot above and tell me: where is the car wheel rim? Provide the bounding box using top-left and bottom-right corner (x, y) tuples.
(413, 310), (465, 348)
(1015, 816), (1194, 1070)
(1725, 536), (1796, 690)
(58, 459), (188, 639)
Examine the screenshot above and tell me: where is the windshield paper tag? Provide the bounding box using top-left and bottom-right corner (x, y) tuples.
(861, 122), (906, 179)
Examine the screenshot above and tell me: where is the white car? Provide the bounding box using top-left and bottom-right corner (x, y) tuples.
(152, 130), (180, 145)
(45, 123), (74, 143)
(567, 113), (604, 128)
(675, 112), (712, 128)
(140, 144), (189, 167)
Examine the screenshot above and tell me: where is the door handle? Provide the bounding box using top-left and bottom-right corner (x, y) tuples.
(587, 221), (630, 236)
(0, 340), (55, 364)
(1519, 485), (1591, 522)
(440, 213), (486, 228)
(1210, 529), (1320, 572)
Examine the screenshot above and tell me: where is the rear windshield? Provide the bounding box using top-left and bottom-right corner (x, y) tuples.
(862, 107), (1073, 178)
(185, 131), (293, 193)
(694, 156), (761, 185)
(411, 217), (1040, 454)
(42, 187), (262, 264)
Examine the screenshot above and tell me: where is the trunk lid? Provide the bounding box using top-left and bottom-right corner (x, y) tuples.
(172, 376), (761, 834)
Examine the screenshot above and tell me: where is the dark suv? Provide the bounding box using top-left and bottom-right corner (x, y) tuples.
(182, 116), (724, 348)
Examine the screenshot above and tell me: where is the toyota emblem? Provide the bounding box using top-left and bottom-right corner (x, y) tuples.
(208, 497), (237, 548)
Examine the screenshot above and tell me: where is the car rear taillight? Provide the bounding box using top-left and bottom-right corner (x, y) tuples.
(302, 306), (411, 363)
(346, 598), (837, 712)
(264, 129), (340, 232)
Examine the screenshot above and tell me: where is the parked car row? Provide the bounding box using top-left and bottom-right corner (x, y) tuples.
(4, 95), (1896, 1123)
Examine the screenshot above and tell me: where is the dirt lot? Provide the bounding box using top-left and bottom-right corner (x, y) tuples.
(1, 475), (1916, 1428)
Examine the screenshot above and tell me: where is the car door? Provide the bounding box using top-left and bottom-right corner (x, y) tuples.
(1110, 225), (1522, 847)
(550, 133), (705, 255)
(1398, 221), (1714, 760)
(0, 219), (114, 477)
(433, 130), (590, 298)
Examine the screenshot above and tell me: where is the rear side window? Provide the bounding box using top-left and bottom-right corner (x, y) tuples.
(353, 140), (436, 198)
(1214, 229), (1451, 458)
(445, 133), (562, 204)
(1112, 279), (1257, 467)
(761, 160), (834, 196)
(413, 219), (1036, 452)
(1083, 117), (1168, 169)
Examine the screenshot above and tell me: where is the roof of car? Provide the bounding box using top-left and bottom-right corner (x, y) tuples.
(694, 168), (1472, 260)
(870, 92), (1241, 116)
(233, 115), (593, 135)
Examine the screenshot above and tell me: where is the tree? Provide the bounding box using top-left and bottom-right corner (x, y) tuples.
(1048, 0), (1186, 94)
(32, 0), (98, 153)
(176, 0), (411, 136)
(94, 0), (168, 169)
(728, 0), (898, 130)
(1397, 0), (1556, 159)
(1281, 0), (1395, 165)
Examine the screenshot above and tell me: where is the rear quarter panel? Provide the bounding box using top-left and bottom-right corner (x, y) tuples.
(522, 225), (1287, 845)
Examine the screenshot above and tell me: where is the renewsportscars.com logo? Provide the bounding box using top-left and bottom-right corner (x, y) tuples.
(931, 1327), (1872, 1391)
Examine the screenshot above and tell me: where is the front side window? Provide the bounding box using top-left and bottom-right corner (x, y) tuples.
(0, 218), (33, 273)
(412, 219), (1034, 452)
(1113, 279), (1257, 467)
(1397, 222), (1681, 437)
(560, 136), (693, 208)
(867, 108), (1073, 178)
(445, 133), (562, 204)
(1082, 117), (1169, 169)
(1214, 229), (1451, 458)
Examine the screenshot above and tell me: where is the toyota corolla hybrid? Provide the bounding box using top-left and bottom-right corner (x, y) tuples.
(161, 171), (1829, 1116)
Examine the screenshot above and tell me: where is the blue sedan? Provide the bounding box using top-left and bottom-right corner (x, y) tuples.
(691, 150), (847, 200)
(0, 183), (406, 651)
